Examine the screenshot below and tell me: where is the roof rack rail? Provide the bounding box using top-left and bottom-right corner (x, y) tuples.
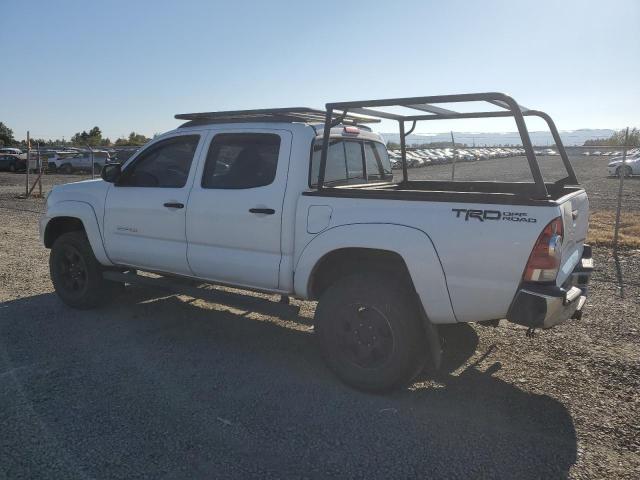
(175, 107), (380, 127)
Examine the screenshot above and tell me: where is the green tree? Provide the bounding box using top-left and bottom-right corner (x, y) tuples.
(71, 126), (103, 147)
(114, 132), (148, 146)
(128, 131), (149, 145)
(0, 122), (15, 147)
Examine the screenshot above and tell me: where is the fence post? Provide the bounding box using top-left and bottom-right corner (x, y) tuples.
(37, 142), (42, 197)
(612, 127), (629, 252)
(25, 131), (30, 197)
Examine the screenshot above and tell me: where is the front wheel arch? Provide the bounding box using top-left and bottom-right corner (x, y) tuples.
(44, 216), (86, 248)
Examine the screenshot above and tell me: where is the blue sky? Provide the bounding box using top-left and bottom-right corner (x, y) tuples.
(1, 0), (638, 141)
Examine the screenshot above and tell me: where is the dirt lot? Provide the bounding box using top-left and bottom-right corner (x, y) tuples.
(0, 155), (638, 479)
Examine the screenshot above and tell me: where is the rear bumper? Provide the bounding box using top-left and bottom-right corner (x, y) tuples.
(507, 246), (593, 329)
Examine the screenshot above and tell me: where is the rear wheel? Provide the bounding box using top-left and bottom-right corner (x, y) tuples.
(60, 163), (73, 174)
(49, 231), (120, 309)
(314, 272), (428, 391)
(8, 162), (16, 173)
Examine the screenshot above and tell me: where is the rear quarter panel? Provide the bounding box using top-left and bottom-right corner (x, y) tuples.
(294, 194), (561, 323)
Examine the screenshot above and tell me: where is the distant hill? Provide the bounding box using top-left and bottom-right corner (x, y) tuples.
(381, 129), (615, 147)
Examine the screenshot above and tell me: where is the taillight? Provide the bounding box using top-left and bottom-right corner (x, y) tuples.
(523, 217), (564, 283)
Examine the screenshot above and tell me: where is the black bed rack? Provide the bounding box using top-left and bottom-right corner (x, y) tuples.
(175, 107), (380, 127)
(319, 92), (578, 198)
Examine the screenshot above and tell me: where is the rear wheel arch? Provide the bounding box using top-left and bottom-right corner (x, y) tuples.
(294, 223), (456, 325)
(308, 247), (414, 300)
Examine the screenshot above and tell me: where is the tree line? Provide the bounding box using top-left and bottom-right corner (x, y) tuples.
(0, 121), (150, 148)
(584, 128), (640, 147)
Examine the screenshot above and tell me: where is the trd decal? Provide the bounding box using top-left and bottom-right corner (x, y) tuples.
(452, 209), (537, 223)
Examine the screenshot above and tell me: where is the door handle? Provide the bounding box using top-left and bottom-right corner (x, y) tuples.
(249, 208), (275, 215)
(164, 202), (184, 209)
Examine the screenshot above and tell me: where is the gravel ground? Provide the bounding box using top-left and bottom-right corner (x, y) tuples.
(0, 156), (638, 479)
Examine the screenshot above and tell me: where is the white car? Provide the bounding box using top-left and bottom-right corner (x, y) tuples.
(0, 147), (23, 156)
(607, 154), (640, 176)
(48, 150), (112, 173)
(39, 95), (592, 391)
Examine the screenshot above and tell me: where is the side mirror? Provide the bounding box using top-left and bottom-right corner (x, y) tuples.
(101, 163), (121, 183)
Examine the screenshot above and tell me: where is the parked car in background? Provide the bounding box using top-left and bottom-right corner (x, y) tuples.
(0, 147), (23, 156)
(48, 150), (112, 173)
(607, 152), (640, 177)
(0, 154), (26, 172)
(42, 152), (80, 172)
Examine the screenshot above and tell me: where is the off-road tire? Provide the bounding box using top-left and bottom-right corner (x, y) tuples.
(314, 272), (428, 391)
(49, 231), (120, 309)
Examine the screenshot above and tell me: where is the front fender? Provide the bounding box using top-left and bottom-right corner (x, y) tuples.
(294, 223), (457, 324)
(40, 200), (113, 266)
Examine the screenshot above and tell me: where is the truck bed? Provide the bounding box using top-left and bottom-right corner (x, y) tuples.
(303, 181), (584, 206)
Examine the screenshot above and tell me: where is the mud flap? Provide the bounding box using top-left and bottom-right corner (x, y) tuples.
(420, 308), (442, 371)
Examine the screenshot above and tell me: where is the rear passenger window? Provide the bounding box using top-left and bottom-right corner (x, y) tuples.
(202, 133), (280, 189)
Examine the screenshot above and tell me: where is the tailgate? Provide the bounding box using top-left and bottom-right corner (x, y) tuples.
(557, 190), (589, 286)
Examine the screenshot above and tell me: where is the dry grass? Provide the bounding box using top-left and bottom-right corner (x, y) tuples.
(588, 210), (640, 248)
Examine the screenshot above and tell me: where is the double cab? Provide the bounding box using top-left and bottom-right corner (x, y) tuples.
(40, 93), (593, 391)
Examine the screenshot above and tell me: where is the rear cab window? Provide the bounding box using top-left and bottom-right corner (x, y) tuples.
(310, 139), (392, 187)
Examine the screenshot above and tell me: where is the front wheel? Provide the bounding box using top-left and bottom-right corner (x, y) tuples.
(49, 231), (120, 309)
(60, 163), (73, 174)
(314, 272), (428, 391)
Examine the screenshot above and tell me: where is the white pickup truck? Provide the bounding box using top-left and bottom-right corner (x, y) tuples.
(40, 93), (593, 391)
